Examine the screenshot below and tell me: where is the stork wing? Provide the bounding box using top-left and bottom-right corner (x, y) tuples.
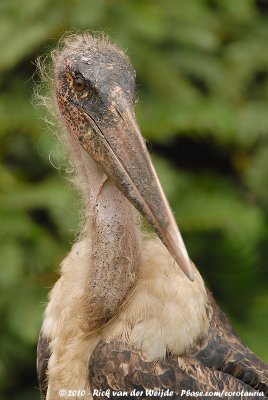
(37, 333), (50, 400)
(89, 292), (268, 400)
(89, 340), (267, 400)
(194, 291), (268, 394)
(36, 293), (268, 400)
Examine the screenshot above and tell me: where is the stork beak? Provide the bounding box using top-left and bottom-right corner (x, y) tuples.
(80, 104), (194, 281)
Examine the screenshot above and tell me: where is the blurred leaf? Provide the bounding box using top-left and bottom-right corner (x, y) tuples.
(6, 283), (46, 344)
(0, 241), (24, 288)
(245, 144), (268, 204)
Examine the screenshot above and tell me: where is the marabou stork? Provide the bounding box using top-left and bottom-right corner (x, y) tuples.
(37, 34), (268, 400)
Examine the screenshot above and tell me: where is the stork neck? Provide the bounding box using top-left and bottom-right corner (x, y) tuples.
(68, 137), (141, 332)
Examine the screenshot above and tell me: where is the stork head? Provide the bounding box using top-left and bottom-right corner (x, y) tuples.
(53, 34), (194, 281)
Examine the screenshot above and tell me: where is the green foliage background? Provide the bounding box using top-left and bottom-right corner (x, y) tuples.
(1, 0), (268, 398)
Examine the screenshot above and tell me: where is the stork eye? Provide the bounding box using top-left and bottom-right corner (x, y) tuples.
(74, 76), (86, 92)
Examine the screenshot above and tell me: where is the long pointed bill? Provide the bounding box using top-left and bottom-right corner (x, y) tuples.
(79, 105), (194, 281)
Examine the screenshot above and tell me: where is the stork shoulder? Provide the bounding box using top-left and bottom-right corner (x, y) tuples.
(103, 237), (211, 361)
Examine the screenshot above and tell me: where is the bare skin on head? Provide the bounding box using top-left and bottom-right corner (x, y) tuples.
(54, 34), (193, 282)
